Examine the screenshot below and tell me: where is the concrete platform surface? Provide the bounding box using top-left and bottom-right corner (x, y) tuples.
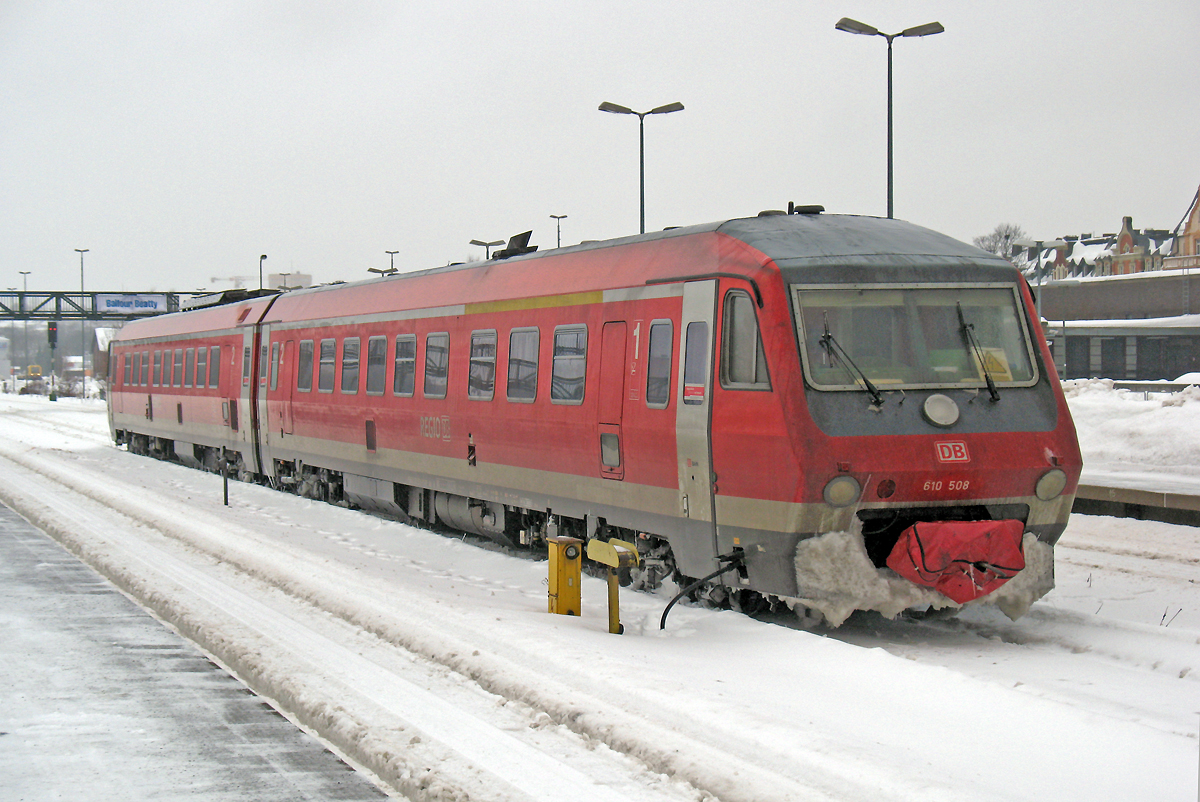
(0, 503), (391, 801)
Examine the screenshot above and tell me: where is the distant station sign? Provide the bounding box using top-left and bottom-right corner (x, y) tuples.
(96, 294), (170, 315)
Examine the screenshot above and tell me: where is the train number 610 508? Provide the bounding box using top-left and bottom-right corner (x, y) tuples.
(924, 479), (970, 491)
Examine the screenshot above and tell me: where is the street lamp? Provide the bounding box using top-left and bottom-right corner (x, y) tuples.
(835, 17), (944, 219)
(1013, 238), (1068, 321)
(470, 239), (504, 259)
(386, 250), (399, 271)
(75, 249), (88, 381)
(259, 254), (267, 290)
(598, 101), (685, 234)
(19, 271), (29, 375)
(550, 214), (567, 248)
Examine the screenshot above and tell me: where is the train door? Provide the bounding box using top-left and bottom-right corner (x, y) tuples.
(598, 321), (627, 480)
(279, 339), (295, 435)
(238, 324), (265, 476)
(674, 280), (719, 577)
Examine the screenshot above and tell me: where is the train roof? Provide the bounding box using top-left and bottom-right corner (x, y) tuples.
(114, 213), (1015, 342)
(716, 214), (1012, 272)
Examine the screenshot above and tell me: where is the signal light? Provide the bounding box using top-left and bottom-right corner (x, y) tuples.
(47, 321), (58, 346)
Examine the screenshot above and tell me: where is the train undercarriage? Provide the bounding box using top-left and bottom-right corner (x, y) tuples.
(115, 431), (792, 617)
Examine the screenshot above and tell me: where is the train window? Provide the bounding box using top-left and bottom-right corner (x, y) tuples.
(173, 349), (184, 387)
(507, 328), (539, 403)
(720, 291), (770, 390)
(424, 332), (449, 399)
(270, 342), (280, 391)
(795, 285), (1038, 391)
(132, 352), (140, 386)
(153, 351), (163, 386)
(551, 325), (587, 404)
(341, 337), (360, 394)
(393, 335), (416, 396)
(297, 340), (314, 392)
(141, 351), (150, 386)
(366, 336), (387, 395)
(123, 353), (132, 386)
(468, 330), (497, 401)
(645, 320), (672, 408)
(208, 346), (220, 388)
(318, 339), (336, 392)
(683, 322), (708, 405)
(184, 348), (195, 388)
(196, 347), (207, 388)
(259, 344), (269, 387)
(242, 347), (252, 387)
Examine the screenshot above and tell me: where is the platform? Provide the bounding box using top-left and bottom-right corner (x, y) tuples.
(0, 503), (389, 801)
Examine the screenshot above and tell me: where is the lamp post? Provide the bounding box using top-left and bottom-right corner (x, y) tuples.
(75, 249), (88, 381)
(550, 214), (567, 248)
(259, 254), (267, 291)
(470, 239), (504, 259)
(835, 17), (943, 219)
(386, 250), (398, 271)
(19, 271), (29, 376)
(598, 101), (685, 234)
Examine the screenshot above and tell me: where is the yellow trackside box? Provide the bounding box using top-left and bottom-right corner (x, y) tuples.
(547, 536), (583, 616)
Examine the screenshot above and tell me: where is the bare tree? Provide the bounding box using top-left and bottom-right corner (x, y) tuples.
(973, 223), (1027, 258)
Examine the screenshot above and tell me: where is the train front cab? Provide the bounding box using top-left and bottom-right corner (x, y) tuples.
(687, 262), (1081, 620)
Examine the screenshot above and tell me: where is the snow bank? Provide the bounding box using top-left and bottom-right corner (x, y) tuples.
(793, 528), (1053, 627)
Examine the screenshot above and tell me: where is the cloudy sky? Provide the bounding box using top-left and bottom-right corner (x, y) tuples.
(3, 0), (1199, 293)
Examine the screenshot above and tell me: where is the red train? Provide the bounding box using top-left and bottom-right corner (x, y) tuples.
(107, 209), (1082, 625)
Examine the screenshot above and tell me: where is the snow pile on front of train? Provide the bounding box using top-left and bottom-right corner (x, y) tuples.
(791, 523), (1055, 627)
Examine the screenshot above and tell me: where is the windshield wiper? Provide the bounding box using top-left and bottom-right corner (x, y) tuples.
(819, 313), (884, 407)
(956, 303), (1001, 402)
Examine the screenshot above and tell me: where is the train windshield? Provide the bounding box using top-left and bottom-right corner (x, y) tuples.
(794, 284), (1038, 392)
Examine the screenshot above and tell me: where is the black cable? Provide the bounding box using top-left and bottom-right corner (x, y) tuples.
(659, 553), (745, 630)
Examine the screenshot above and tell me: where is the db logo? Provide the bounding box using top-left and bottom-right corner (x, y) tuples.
(935, 441), (970, 463)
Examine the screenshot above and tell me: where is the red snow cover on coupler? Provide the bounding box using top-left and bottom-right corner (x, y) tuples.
(886, 519), (1026, 604)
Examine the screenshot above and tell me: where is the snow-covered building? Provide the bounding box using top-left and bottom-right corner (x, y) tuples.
(1164, 185), (1200, 270)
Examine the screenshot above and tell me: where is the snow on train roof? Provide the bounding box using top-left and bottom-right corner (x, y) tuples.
(716, 213), (1009, 269)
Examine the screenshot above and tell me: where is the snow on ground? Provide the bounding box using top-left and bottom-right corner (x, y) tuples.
(0, 387), (1198, 801)
(1066, 378), (1200, 494)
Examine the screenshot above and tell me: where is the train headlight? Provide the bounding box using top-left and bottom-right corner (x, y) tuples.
(922, 393), (960, 427)
(823, 475), (862, 507)
(1035, 468), (1068, 501)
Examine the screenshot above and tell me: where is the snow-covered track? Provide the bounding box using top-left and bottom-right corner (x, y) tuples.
(2, 395), (1197, 801)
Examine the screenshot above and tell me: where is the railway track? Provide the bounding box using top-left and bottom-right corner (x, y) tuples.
(2, 395), (1197, 801)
